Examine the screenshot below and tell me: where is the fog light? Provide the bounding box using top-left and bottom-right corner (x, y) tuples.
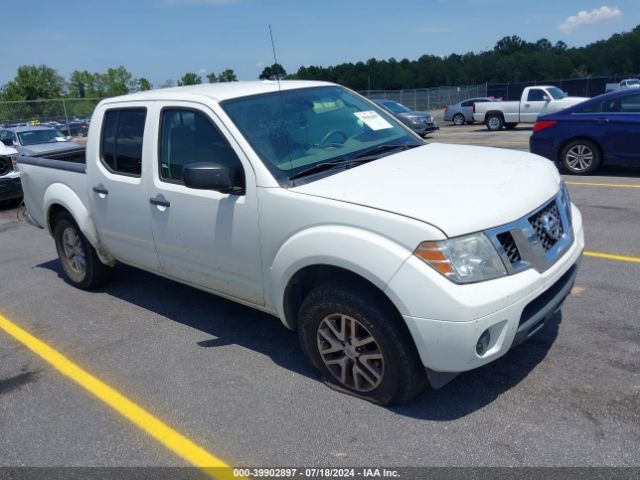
(476, 329), (491, 355)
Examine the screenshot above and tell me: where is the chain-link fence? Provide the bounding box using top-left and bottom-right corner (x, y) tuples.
(360, 84), (488, 111)
(487, 74), (640, 101)
(0, 98), (103, 132)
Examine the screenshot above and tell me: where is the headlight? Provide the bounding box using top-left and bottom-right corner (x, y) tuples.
(414, 233), (507, 284)
(405, 115), (423, 124)
(10, 154), (18, 171)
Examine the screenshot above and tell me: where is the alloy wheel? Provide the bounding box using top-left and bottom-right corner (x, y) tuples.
(316, 313), (385, 392)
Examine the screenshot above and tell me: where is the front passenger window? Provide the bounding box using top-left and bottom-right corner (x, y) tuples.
(159, 109), (244, 185)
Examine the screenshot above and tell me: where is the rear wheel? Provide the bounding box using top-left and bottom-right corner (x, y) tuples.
(560, 139), (601, 175)
(486, 114), (504, 131)
(53, 211), (114, 289)
(298, 283), (427, 405)
(452, 113), (465, 126)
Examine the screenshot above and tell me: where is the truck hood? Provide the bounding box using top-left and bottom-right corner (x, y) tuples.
(19, 142), (82, 156)
(290, 143), (561, 237)
(557, 96), (590, 106)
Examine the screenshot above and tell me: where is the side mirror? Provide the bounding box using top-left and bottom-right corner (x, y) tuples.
(542, 95), (551, 102)
(182, 162), (243, 194)
(66, 136), (72, 141)
(563, 91), (568, 97)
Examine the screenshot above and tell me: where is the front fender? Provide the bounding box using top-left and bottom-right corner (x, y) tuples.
(43, 183), (115, 265)
(269, 225), (413, 326)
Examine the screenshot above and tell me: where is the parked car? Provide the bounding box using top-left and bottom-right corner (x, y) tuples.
(0, 141), (21, 203)
(444, 97), (498, 126)
(473, 86), (589, 131)
(619, 78), (640, 89)
(0, 126), (83, 157)
(372, 99), (438, 136)
(18, 81), (583, 405)
(530, 89), (640, 175)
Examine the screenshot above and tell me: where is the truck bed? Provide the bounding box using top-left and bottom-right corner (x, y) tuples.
(17, 146), (88, 229)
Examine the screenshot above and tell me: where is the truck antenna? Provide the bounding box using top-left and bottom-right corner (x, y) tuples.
(269, 24), (282, 86)
(268, 24), (293, 172)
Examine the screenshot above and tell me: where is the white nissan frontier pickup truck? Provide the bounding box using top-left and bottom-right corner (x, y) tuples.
(18, 81), (584, 405)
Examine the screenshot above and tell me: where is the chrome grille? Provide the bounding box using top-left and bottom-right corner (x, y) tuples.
(529, 202), (564, 251)
(486, 191), (573, 274)
(497, 232), (521, 263)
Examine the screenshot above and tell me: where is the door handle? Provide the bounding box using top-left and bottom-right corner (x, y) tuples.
(149, 197), (170, 208)
(524, 104), (530, 108)
(92, 186), (109, 195)
(595, 118), (610, 124)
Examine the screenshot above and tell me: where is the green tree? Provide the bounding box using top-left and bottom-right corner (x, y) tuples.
(3, 65), (65, 100)
(206, 72), (218, 83)
(99, 66), (135, 96)
(178, 72), (202, 86)
(217, 69), (237, 82)
(259, 63), (287, 80)
(137, 77), (152, 91)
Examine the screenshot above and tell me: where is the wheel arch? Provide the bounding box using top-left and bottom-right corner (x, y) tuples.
(270, 225), (414, 330)
(44, 184), (115, 265)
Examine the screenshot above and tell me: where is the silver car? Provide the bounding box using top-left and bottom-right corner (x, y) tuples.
(0, 126), (82, 157)
(443, 97), (498, 126)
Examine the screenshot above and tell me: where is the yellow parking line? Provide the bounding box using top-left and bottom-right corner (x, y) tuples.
(0, 313), (240, 480)
(584, 251), (640, 264)
(565, 181), (640, 189)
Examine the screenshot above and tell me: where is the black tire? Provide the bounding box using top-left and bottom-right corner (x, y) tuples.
(504, 123), (518, 130)
(452, 113), (465, 126)
(298, 282), (427, 405)
(486, 114), (504, 131)
(560, 139), (602, 175)
(53, 211), (114, 289)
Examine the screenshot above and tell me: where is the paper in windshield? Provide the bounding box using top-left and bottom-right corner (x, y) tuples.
(354, 111), (393, 131)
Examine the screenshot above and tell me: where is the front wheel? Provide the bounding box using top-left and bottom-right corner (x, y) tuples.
(53, 211), (114, 289)
(560, 139), (602, 175)
(298, 283), (427, 405)
(486, 114), (504, 131)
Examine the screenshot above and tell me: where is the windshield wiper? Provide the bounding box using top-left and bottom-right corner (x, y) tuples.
(288, 143), (420, 182)
(348, 142), (419, 161)
(288, 160), (348, 181)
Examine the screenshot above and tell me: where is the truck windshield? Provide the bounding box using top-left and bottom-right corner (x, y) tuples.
(221, 86), (421, 182)
(547, 87), (567, 100)
(17, 129), (68, 146)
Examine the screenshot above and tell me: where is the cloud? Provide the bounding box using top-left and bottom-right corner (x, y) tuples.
(559, 6), (622, 33)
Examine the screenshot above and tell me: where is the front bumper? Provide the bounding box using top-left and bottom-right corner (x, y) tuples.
(385, 204), (584, 375)
(0, 174), (23, 201)
(410, 124), (439, 136)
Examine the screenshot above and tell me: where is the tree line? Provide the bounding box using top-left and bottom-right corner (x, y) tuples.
(1, 24), (638, 103)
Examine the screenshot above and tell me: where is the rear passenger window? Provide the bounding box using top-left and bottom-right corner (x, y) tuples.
(101, 109), (146, 176)
(159, 108), (243, 185)
(461, 100), (474, 107)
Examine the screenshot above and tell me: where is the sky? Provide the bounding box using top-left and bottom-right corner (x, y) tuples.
(2, 0), (639, 87)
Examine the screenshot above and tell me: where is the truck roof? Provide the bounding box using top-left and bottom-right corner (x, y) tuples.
(102, 80), (336, 105)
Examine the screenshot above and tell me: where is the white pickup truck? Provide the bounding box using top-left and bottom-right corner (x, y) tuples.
(18, 81), (584, 405)
(473, 85), (589, 130)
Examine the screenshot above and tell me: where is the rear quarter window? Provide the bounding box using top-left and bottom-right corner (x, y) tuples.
(101, 108), (147, 177)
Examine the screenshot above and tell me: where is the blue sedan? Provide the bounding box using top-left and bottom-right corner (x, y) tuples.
(530, 89), (640, 175)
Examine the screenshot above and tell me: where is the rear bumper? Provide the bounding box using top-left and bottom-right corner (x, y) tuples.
(530, 135), (558, 162)
(0, 175), (23, 201)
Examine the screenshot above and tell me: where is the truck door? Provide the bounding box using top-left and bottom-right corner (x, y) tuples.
(147, 103), (263, 305)
(522, 88), (549, 123)
(88, 107), (161, 271)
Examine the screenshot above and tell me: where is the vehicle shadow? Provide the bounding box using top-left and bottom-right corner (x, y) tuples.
(565, 165), (640, 179)
(38, 260), (560, 420)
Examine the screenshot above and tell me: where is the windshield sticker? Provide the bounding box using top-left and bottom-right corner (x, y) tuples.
(354, 111), (393, 130)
